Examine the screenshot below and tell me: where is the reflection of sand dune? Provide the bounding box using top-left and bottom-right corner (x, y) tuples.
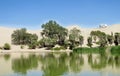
(0, 24), (120, 47)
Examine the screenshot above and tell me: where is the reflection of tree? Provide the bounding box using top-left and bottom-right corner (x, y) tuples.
(11, 53), (120, 76)
(88, 54), (93, 64)
(108, 56), (114, 67)
(12, 54), (38, 74)
(115, 56), (120, 68)
(3, 54), (10, 61)
(69, 53), (84, 73)
(40, 53), (68, 76)
(88, 54), (107, 70)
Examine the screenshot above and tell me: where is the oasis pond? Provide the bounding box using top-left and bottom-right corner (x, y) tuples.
(0, 52), (120, 76)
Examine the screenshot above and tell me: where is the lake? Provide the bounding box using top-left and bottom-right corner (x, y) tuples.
(0, 52), (120, 76)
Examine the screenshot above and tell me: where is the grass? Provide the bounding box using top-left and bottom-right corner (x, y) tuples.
(111, 46), (120, 55)
(73, 47), (106, 54)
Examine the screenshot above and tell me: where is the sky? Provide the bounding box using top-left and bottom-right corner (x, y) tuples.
(0, 0), (120, 29)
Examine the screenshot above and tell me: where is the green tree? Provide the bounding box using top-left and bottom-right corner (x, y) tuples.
(79, 35), (84, 47)
(87, 37), (93, 48)
(41, 20), (68, 45)
(27, 34), (38, 49)
(107, 35), (113, 46)
(3, 43), (11, 50)
(11, 28), (27, 45)
(114, 33), (120, 46)
(69, 28), (81, 49)
(11, 28), (38, 49)
(39, 38), (56, 49)
(90, 30), (107, 47)
(99, 36), (107, 47)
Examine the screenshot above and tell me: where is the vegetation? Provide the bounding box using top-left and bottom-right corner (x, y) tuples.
(12, 54), (38, 74)
(10, 53), (120, 75)
(114, 33), (120, 46)
(3, 43), (11, 50)
(90, 30), (107, 47)
(51, 46), (66, 51)
(107, 34), (113, 46)
(10, 20), (120, 52)
(79, 35), (84, 47)
(20, 45), (24, 49)
(87, 37), (93, 48)
(11, 28), (27, 45)
(11, 28), (38, 49)
(73, 47), (106, 54)
(69, 28), (83, 49)
(41, 20), (68, 45)
(4, 54), (11, 60)
(111, 46), (120, 55)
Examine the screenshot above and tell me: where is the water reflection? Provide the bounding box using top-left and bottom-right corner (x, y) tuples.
(3, 54), (11, 61)
(88, 54), (107, 70)
(12, 54), (38, 74)
(10, 53), (120, 76)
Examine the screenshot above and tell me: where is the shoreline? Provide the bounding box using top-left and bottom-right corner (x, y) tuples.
(0, 49), (72, 53)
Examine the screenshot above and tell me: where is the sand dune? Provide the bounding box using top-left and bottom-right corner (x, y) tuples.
(0, 24), (120, 47)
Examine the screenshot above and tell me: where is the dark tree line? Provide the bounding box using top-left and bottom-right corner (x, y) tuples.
(11, 20), (120, 50)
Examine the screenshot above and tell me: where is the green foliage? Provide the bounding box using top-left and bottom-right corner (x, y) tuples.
(41, 20), (68, 45)
(69, 28), (80, 42)
(69, 54), (84, 72)
(73, 47), (106, 54)
(28, 42), (37, 49)
(11, 28), (27, 45)
(79, 35), (84, 46)
(111, 46), (120, 55)
(11, 28), (38, 46)
(41, 54), (68, 76)
(90, 30), (108, 47)
(12, 54), (38, 74)
(69, 28), (81, 49)
(4, 54), (11, 61)
(3, 43), (11, 50)
(98, 37), (107, 48)
(87, 37), (93, 48)
(107, 35), (113, 45)
(114, 33), (120, 46)
(51, 46), (66, 51)
(90, 30), (106, 38)
(20, 45), (24, 49)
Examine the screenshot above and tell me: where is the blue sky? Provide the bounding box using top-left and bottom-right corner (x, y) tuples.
(0, 0), (120, 29)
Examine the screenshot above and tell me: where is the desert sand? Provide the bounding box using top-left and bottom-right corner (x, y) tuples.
(0, 24), (120, 52)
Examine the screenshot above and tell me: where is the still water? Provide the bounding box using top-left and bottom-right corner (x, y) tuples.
(0, 52), (120, 76)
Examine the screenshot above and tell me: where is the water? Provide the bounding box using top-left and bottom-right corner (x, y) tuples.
(0, 52), (120, 76)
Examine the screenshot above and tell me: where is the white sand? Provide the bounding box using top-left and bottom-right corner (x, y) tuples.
(0, 24), (120, 52)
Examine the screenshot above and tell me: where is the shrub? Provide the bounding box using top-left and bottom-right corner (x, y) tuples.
(51, 46), (66, 51)
(73, 47), (106, 54)
(28, 43), (37, 49)
(20, 45), (24, 49)
(3, 43), (11, 50)
(111, 46), (120, 55)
